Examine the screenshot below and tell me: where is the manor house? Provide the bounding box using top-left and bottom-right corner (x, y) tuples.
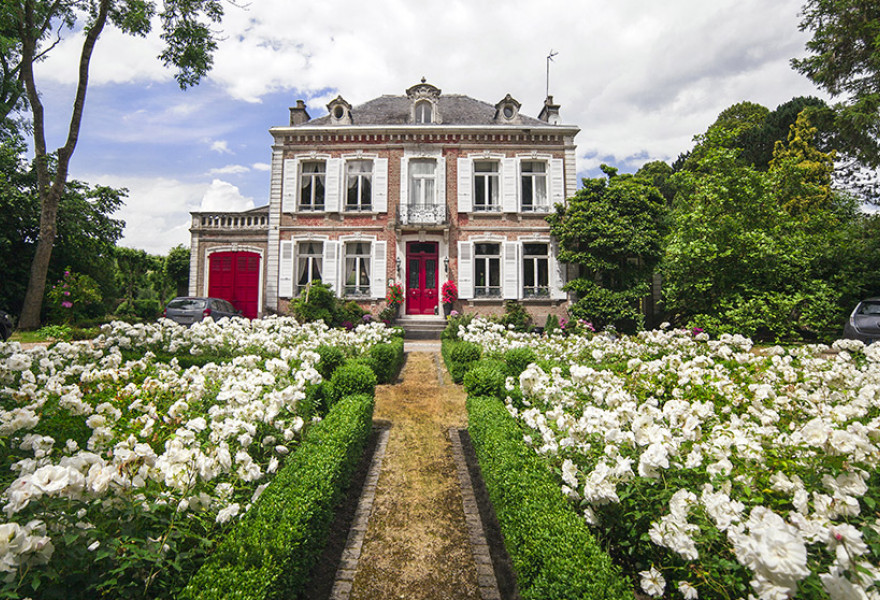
(187, 81), (579, 322)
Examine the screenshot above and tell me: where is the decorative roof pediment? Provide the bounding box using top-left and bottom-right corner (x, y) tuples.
(327, 95), (353, 125)
(406, 78), (442, 100)
(494, 93), (522, 123)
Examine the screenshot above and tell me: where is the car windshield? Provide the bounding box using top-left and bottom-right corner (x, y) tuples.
(856, 301), (880, 316)
(167, 298), (207, 310)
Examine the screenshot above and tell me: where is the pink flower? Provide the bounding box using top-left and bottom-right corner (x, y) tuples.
(62, 301), (73, 309)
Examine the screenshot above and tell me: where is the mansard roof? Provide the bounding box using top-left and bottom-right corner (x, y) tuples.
(304, 93), (549, 127)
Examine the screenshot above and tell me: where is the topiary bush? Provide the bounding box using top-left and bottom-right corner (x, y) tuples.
(503, 347), (537, 379)
(290, 281), (339, 325)
(315, 345), (347, 381)
(467, 395), (631, 600)
(366, 338), (405, 384)
(445, 340), (482, 383)
(463, 360), (507, 399)
(327, 361), (377, 407)
(500, 300), (533, 332)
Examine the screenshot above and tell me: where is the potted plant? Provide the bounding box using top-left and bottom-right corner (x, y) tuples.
(441, 280), (457, 317)
(386, 281), (404, 316)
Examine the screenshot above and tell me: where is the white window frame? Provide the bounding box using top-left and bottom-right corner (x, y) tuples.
(473, 160), (501, 212)
(344, 159), (373, 212)
(415, 100), (433, 124)
(521, 241), (550, 299)
(520, 160), (548, 213)
(295, 240), (324, 295)
(515, 154), (566, 214)
(473, 241), (502, 298)
(343, 240), (372, 298)
(299, 160), (327, 212)
(409, 158), (436, 206)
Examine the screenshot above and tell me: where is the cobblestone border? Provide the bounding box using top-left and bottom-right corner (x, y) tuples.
(329, 426), (390, 600)
(449, 427), (502, 600)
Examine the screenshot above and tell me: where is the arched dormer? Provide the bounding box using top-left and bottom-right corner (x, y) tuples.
(407, 78), (441, 124)
(494, 94), (522, 124)
(327, 95), (352, 125)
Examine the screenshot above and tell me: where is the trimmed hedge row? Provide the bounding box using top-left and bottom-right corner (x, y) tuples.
(467, 394), (631, 600)
(180, 392), (375, 600)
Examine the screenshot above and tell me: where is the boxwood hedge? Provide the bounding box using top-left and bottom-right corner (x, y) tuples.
(180, 392), (375, 600)
(467, 395), (631, 600)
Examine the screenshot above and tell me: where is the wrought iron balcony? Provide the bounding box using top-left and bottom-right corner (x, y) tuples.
(398, 203), (448, 227)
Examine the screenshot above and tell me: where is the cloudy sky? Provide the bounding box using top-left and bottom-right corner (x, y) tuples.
(32, 0), (825, 254)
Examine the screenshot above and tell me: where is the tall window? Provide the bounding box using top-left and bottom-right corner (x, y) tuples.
(522, 243), (549, 298)
(296, 241), (323, 294)
(299, 161), (325, 211)
(415, 100), (433, 124)
(409, 159), (436, 206)
(473, 160), (499, 212)
(521, 161), (548, 212)
(474, 243), (501, 298)
(344, 242), (371, 297)
(346, 160), (373, 211)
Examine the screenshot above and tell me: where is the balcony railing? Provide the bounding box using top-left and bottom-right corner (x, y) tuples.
(192, 212), (268, 230)
(398, 203), (447, 226)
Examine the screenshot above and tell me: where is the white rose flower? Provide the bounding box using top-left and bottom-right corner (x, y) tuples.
(215, 502), (240, 524)
(639, 566), (665, 598)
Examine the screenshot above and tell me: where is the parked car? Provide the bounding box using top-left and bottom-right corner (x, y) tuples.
(0, 310), (12, 342)
(163, 297), (241, 326)
(842, 298), (880, 344)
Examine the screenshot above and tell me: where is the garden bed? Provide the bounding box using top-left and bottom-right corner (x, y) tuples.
(450, 318), (880, 600)
(0, 317), (399, 599)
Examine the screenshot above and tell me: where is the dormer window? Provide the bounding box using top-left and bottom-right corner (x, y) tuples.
(327, 96), (352, 125)
(415, 100), (433, 124)
(494, 94), (522, 124)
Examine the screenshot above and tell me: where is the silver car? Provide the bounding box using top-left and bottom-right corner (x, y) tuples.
(843, 298), (880, 344)
(163, 297), (241, 326)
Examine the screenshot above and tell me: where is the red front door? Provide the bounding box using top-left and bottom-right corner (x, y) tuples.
(405, 242), (439, 315)
(208, 251), (260, 318)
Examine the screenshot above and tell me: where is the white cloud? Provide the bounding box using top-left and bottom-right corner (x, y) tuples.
(210, 140), (232, 154)
(199, 180), (255, 212)
(252, 162), (271, 172)
(208, 164), (249, 175)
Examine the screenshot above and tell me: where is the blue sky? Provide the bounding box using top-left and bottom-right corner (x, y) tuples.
(29, 0), (827, 253)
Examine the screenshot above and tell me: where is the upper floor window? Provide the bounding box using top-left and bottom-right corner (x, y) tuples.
(299, 161), (325, 211)
(521, 161), (548, 212)
(522, 243), (549, 298)
(474, 243), (501, 298)
(409, 159), (436, 206)
(473, 161), (500, 212)
(344, 241), (372, 297)
(415, 100), (433, 124)
(345, 160), (373, 211)
(296, 241), (323, 294)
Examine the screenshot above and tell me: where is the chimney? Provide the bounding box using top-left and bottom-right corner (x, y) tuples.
(538, 95), (560, 124)
(289, 100), (310, 125)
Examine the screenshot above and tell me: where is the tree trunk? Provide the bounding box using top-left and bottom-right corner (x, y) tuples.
(16, 0), (110, 329)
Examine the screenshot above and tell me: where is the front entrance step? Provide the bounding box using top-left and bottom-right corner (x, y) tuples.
(396, 315), (447, 340)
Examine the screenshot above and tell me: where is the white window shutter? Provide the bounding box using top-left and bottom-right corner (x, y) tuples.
(502, 157), (517, 213)
(550, 157), (565, 207)
(399, 157), (409, 208)
(436, 156), (446, 208)
(282, 159), (297, 213)
(323, 241), (339, 294)
(279, 240), (294, 298)
(371, 241), (387, 298)
(458, 241), (473, 299)
(373, 158), (388, 213)
(457, 157), (473, 212)
(325, 157), (341, 212)
(550, 240), (567, 300)
(503, 241), (519, 299)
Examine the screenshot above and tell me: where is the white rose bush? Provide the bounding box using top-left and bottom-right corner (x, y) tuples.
(0, 316), (395, 598)
(457, 318), (880, 600)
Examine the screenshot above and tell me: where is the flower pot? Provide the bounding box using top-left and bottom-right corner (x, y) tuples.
(443, 302), (453, 317)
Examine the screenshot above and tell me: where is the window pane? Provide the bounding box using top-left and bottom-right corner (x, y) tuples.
(537, 258), (548, 287)
(409, 259), (419, 288)
(426, 260), (436, 289)
(474, 161), (498, 173)
(489, 259), (500, 287)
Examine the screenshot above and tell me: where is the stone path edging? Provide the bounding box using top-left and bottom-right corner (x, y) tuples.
(449, 427), (502, 600)
(329, 426), (390, 600)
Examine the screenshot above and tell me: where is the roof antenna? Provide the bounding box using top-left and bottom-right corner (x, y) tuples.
(546, 50), (558, 98)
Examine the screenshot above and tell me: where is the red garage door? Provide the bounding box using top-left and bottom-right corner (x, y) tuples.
(208, 251), (260, 319)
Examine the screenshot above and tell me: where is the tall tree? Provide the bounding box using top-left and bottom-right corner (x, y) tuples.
(792, 0), (880, 166)
(547, 165), (666, 332)
(11, 0), (224, 329)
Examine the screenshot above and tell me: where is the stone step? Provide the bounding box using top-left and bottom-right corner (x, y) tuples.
(396, 316), (447, 340)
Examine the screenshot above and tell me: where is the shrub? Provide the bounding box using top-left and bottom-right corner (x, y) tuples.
(467, 395), (631, 600)
(46, 269), (102, 324)
(544, 314), (561, 335)
(366, 338), (405, 384)
(338, 300), (366, 326)
(327, 361), (377, 406)
(441, 312), (475, 341)
(445, 340), (482, 383)
(463, 360), (507, 399)
(182, 393), (375, 600)
(503, 347), (537, 379)
(290, 281), (338, 325)
(500, 300), (532, 332)
(316, 345), (347, 381)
